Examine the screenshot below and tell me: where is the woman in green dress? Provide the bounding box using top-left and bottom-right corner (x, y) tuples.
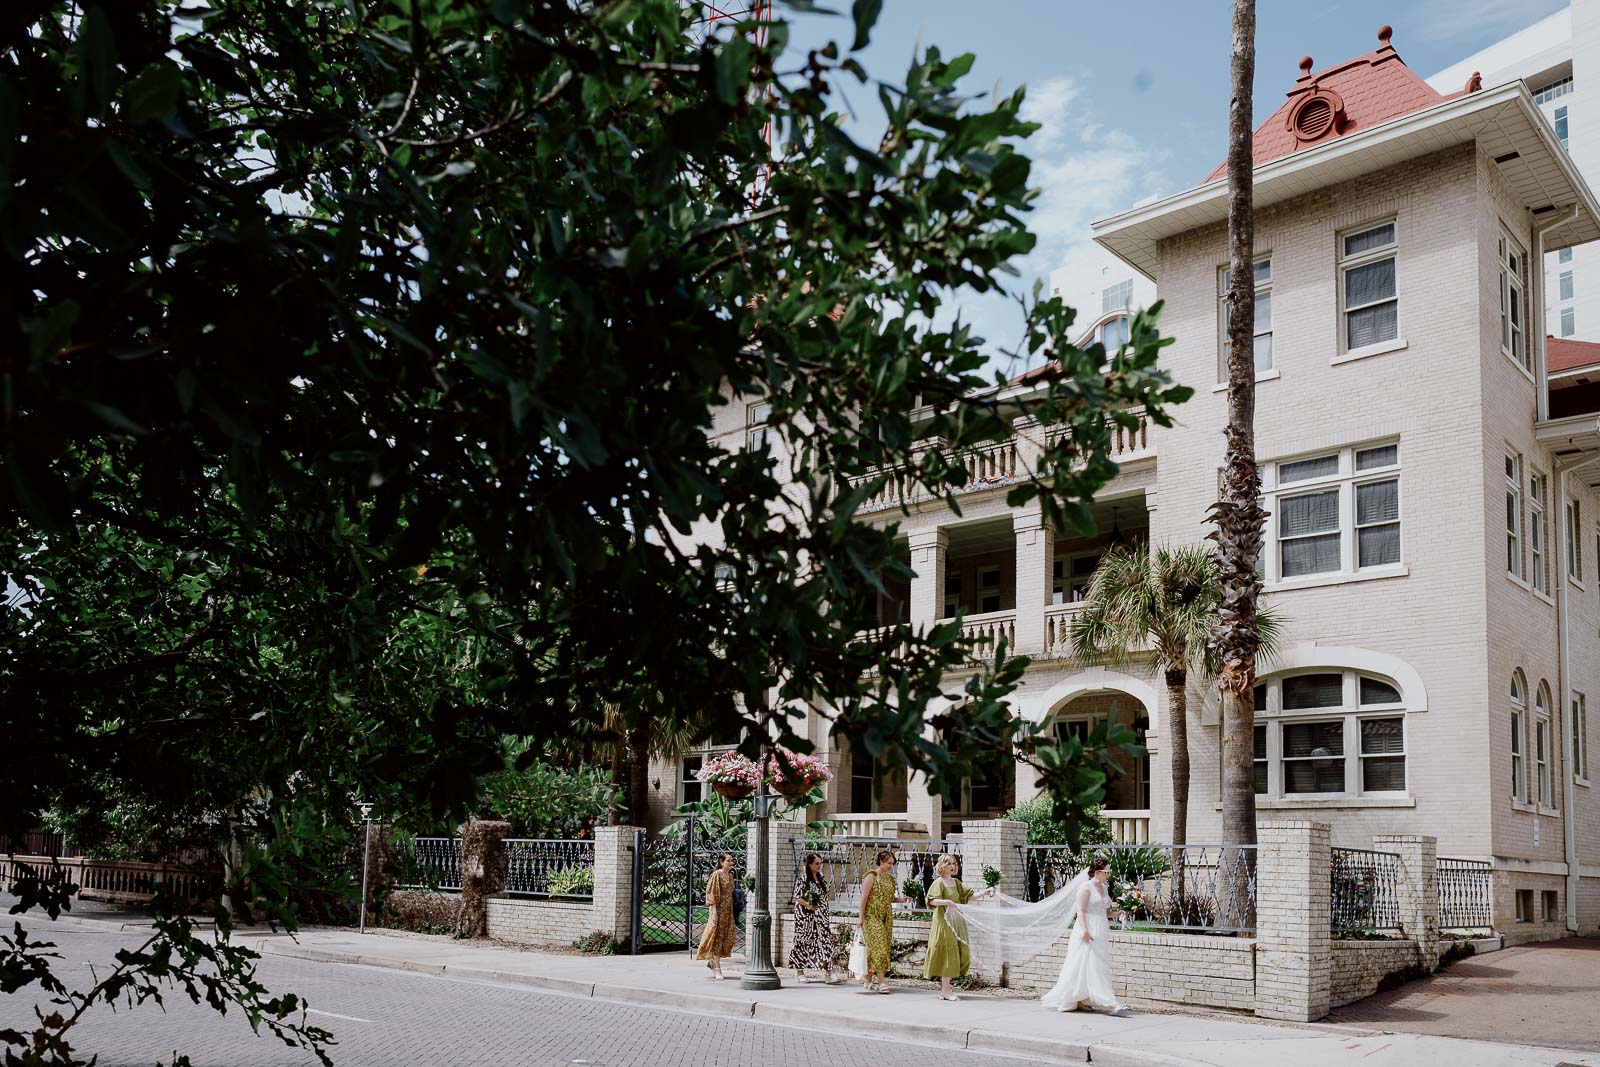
(924, 853), (996, 1001)
(855, 849), (902, 993)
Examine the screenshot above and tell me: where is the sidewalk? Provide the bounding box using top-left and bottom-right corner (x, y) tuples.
(246, 927), (1599, 1067)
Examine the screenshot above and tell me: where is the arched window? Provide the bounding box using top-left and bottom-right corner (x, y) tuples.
(1100, 315), (1130, 348)
(1244, 669), (1406, 799)
(1510, 671), (1527, 802)
(1535, 682), (1554, 808)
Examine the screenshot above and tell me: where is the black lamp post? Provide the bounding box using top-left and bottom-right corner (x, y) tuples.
(741, 741), (782, 990)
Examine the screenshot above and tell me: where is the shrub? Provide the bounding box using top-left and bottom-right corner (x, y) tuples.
(573, 931), (619, 955)
(477, 760), (612, 839)
(547, 865), (595, 896)
(382, 890), (462, 935)
(1005, 796), (1111, 847)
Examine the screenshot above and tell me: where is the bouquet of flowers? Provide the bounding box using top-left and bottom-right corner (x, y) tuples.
(696, 752), (760, 798)
(763, 748), (833, 796)
(801, 884), (827, 909)
(981, 865), (1003, 890)
(1112, 883), (1146, 924)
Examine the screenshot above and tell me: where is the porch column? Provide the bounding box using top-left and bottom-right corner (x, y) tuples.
(1012, 508), (1052, 655)
(905, 723), (944, 836)
(908, 528), (948, 628)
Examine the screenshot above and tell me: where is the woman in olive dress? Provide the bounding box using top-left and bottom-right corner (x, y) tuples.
(855, 849), (903, 993)
(695, 853), (737, 980)
(924, 853), (996, 1001)
(788, 852), (841, 982)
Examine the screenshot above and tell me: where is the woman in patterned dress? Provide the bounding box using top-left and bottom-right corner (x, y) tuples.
(789, 852), (841, 983)
(855, 849), (903, 993)
(695, 853), (737, 980)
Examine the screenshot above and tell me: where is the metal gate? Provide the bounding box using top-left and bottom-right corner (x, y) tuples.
(630, 817), (747, 956)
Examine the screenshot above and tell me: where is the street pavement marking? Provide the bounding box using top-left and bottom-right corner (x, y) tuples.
(305, 1008), (374, 1023)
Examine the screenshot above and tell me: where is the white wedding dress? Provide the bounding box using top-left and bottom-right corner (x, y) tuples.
(1039, 880), (1125, 1013)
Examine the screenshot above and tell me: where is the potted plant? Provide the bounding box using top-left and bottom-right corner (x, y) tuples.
(697, 752), (760, 800)
(763, 748), (833, 799)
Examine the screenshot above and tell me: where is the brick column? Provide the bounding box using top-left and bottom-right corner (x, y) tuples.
(960, 819), (1028, 897)
(754, 819), (806, 963)
(1255, 820), (1332, 1022)
(1012, 508), (1052, 655)
(593, 825), (637, 950)
(1374, 834), (1440, 970)
(908, 528), (948, 628)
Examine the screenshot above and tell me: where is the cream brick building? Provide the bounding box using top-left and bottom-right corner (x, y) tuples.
(648, 31), (1600, 941)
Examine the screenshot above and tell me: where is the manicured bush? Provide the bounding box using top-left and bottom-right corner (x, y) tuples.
(547, 865), (595, 896)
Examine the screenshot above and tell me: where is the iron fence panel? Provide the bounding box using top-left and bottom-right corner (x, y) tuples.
(1436, 857), (1493, 931)
(790, 837), (962, 916)
(1330, 846), (1402, 934)
(1017, 843), (1258, 934)
(502, 838), (596, 899)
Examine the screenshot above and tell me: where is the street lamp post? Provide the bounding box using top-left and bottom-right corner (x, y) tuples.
(356, 802), (374, 934)
(741, 742), (781, 991)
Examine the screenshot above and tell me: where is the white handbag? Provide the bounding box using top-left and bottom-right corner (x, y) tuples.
(847, 929), (869, 977)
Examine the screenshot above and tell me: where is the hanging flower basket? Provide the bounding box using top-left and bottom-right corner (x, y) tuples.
(698, 752), (760, 800)
(763, 748), (833, 799)
(714, 780), (756, 800)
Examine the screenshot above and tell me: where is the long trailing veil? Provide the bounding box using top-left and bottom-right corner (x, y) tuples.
(951, 869), (1092, 976)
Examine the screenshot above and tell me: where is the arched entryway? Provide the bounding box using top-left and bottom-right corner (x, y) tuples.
(1048, 689), (1151, 813)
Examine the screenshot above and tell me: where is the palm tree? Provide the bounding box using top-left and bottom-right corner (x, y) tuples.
(1068, 543), (1280, 853)
(1210, 0), (1265, 857)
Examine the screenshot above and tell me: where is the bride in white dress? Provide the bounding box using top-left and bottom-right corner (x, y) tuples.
(1038, 857), (1127, 1014)
(953, 855), (1131, 1016)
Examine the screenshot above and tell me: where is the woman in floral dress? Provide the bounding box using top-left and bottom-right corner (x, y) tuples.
(695, 853), (737, 980)
(855, 849), (901, 993)
(789, 852), (841, 983)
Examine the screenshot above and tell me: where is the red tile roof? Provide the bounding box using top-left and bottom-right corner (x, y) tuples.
(1204, 26), (1481, 183)
(1549, 335), (1600, 374)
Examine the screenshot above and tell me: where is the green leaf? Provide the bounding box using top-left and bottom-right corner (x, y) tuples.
(123, 60), (183, 122)
(714, 38), (752, 105)
(849, 0), (882, 51)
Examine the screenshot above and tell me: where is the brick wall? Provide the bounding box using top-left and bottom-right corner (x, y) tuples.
(1007, 930), (1257, 1013)
(1329, 939), (1423, 1008)
(486, 897), (601, 949)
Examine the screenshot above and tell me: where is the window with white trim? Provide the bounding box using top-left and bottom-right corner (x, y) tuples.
(1102, 279), (1133, 316)
(1530, 471), (1549, 594)
(1218, 257), (1273, 380)
(745, 400), (772, 452)
(1559, 247), (1574, 264)
(1533, 76), (1572, 105)
(1536, 684), (1554, 808)
(1263, 441), (1400, 583)
(1511, 672), (1527, 802)
(1250, 670), (1407, 799)
(1568, 499), (1583, 582)
(1339, 221), (1398, 352)
(1506, 452), (1524, 580)
(1100, 315), (1130, 348)
(680, 754), (706, 805)
(1562, 307), (1576, 337)
(1498, 230), (1529, 370)
(1555, 105), (1570, 150)
(1560, 270), (1575, 302)
(1573, 691), (1589, 784)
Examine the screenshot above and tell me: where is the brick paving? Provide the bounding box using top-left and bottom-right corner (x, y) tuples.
(1325, 936), (1600, 1052)
(0, 926), (1056, 1067)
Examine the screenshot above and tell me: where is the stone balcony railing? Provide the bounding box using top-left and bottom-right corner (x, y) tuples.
(853, 410), (1153, 515)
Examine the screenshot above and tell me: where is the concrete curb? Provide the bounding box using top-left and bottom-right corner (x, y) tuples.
(257, 939), (1198, 1066)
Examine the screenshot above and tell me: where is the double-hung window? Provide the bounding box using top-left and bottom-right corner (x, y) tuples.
(1511, 673), (1527, 801)
(745, 401), (772, 452)
(1218, 257), (1273, 379)
(1560, 270), (1575, 301)
(1556, 105), (1570, 150)
(1340, 221), (1399, 353)
(1562, 307), (1577, 337)
(1264, 441), (1400, 583)
(1252, 671), (1406, 798)
(1506, 452), (1524, 580)
(1535, 685), (1554, 808)
(1530, 471), (1549, 594)
(1573, 692), (1590, 785)
(1566, 499), (1583, 582)
(1498, 231), (1529, 370)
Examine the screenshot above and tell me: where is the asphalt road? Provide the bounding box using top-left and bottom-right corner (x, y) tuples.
(0, 924), (1056, 1067)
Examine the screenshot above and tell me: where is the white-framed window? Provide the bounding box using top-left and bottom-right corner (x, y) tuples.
(1217, 257), (1273, 380)
(745, 400), (772, 452)
(1100, 315), (1130, 348)
(1052, 550), (1102, 605)
(1512, 672), (1527, 802)
(1533, 76), (1573, 104)
(1498, 230), (1529, 370)
(1555, 105), (1570, 150)
(1530, 471), (1549, 594)
(1567, 499), (1584, 582)
(1102, 279), (1133, 316)
(1573, 691), (1589, 785)
(1559, 247), (1574, 264)
(976, 564), (1002, 613)
(1506, 452), (1524, 581)
(1536, 684), (1554, 808)
(680, 754), (706, 805)
(1560, 270), (1575, 302)
(1249, 670), (1407, 799)
(1262, 441), (1400, 583)
(1339, 220), (1399, 353)
(1562, 307), (1576, 337)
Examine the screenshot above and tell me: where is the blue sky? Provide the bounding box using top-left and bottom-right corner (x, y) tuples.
(781, 0), (1565, 374)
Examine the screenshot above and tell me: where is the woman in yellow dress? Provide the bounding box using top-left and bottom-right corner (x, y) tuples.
(924, 853), (995, 1001)
(855, 849), (902, 993)
(695, 853), (737, 980)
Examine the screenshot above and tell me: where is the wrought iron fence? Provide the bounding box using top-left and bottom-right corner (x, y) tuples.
(1017, 843), (1258, 934)
(1330, 846), (1402, 934)
(395, 836), (463, 891)
(503, 838), (596, 899)
(1436, 857), (1493, 932)
(791, 837), (961, 914)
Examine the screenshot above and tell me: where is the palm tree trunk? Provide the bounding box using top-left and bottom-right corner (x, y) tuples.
(608, 743), (626, 826)
(628, 712), (653, 829)
(1165, 668), (1190, 913)
(1215, 0), (1263, 927)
